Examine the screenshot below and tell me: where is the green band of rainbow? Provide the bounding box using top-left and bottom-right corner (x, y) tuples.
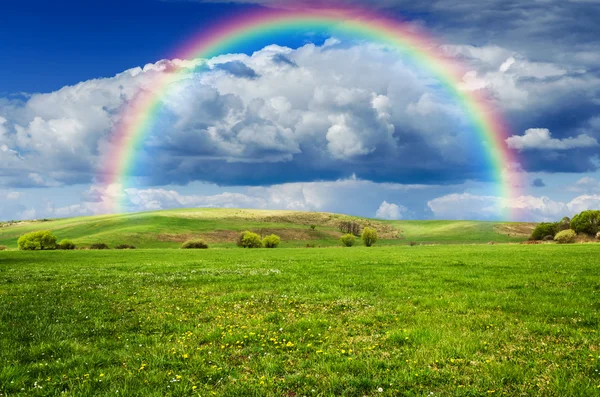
(101, 8), (521, 218)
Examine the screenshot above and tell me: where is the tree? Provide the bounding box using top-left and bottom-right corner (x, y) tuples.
(570, 210), (600, 236)
(237, 231), (263, 248)
(263, 234), (281, 248)
(17, 230), (57, 250)
(339, 221), (361, 236)
(361, 227), (378, 247)
(530, 222), (558, 241)
(340, 234), (356, 247)
(557, 217), (571, 232)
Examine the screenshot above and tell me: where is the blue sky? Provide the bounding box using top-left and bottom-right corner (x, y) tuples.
(1, 0), (599, 222)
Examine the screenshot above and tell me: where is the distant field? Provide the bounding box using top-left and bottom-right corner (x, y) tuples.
(0, 208), (534, 248)
(1, 245), (599, 395)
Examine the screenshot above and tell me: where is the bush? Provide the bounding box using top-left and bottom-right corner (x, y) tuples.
(530, 222), (558, 240)
(542, 235), (554, 241)
(0, 245), (7, 251)
(361, 227), (378, 247)
(310, 225), (316, 231)
(571, 210), (600, 236)
(18, 230), (57, 250)
(181, 239), (208, 249)
(237, 231), (263, 248)
(263, 234), (281, 248)
(340, 234), (356, 247)
(554, 229), (577, 244)
(115, 244), (136, 249)
(57, 239), (76, 250)
(89, 243), (110, 250)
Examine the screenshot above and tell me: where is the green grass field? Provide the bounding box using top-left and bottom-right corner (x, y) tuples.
(0, 208), (534, 249)
(1, 245), (599, 396)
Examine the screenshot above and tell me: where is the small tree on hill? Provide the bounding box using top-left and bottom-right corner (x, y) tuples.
(263, 234), (281, 248)
(18, 230), (57, 250)
(557, 217), (571, 232)
(237, 231), (263, 248)
(571, 210), (600, 236)
(361, 227), (378, 247)
(530, 222), (558, 241)
(339, 221), (361, 236)
(340, 234), (356, 247)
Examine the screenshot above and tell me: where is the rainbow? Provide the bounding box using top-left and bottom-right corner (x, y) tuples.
(101, 7), (520, 218)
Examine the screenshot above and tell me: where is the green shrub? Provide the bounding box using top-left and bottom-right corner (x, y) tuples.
(530, 222), (558, 240)
(554, 229), (577, 244)
(0, 245), (7, 251)
(17, 230), (57, 251)
(340, 234), (356, 247)
(310, 225), (316, 231)
(361, 227), (378, 247)
(89, 243), (110, 250)
(57, 239), (76, 250)
(262, 234), (281, 248)
(181, 240), (208, 249)
(571, 210), (600, 236)
(237, 231), (263, 248)
(115, 244), (136, 249)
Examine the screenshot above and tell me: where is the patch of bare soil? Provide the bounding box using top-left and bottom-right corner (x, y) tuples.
(495, 223), (536, 237)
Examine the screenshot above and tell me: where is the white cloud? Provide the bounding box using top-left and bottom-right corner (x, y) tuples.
(428, 192), (600, 222)
(0, 39), (528, 188)
(499, 57), (516, 72)
(375, 201), (407, 220)
(569, 177), (600, 193)
(506, 128), (599, 151)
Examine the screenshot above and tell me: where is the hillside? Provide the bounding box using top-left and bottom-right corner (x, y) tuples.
(0, 208), (534, 249)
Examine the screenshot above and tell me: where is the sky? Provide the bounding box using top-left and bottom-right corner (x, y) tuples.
(1, 0), (600, 222)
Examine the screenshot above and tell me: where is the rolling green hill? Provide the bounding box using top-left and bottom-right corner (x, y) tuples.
(0, 208), (535, 249)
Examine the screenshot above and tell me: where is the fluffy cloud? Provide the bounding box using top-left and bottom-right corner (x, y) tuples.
(5, 175), (434, 221)
(569, 177), (600, 193)
(427, 192), (600, 222)
(506, 128), (598, 151)
(1, 40), (508, 189)
(375, 201), (407, 220)
(1, 23), (598, 196)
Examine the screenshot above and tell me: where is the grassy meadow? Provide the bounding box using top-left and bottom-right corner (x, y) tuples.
(1, 244), (599, 396)
(0, 208), (534, 249)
